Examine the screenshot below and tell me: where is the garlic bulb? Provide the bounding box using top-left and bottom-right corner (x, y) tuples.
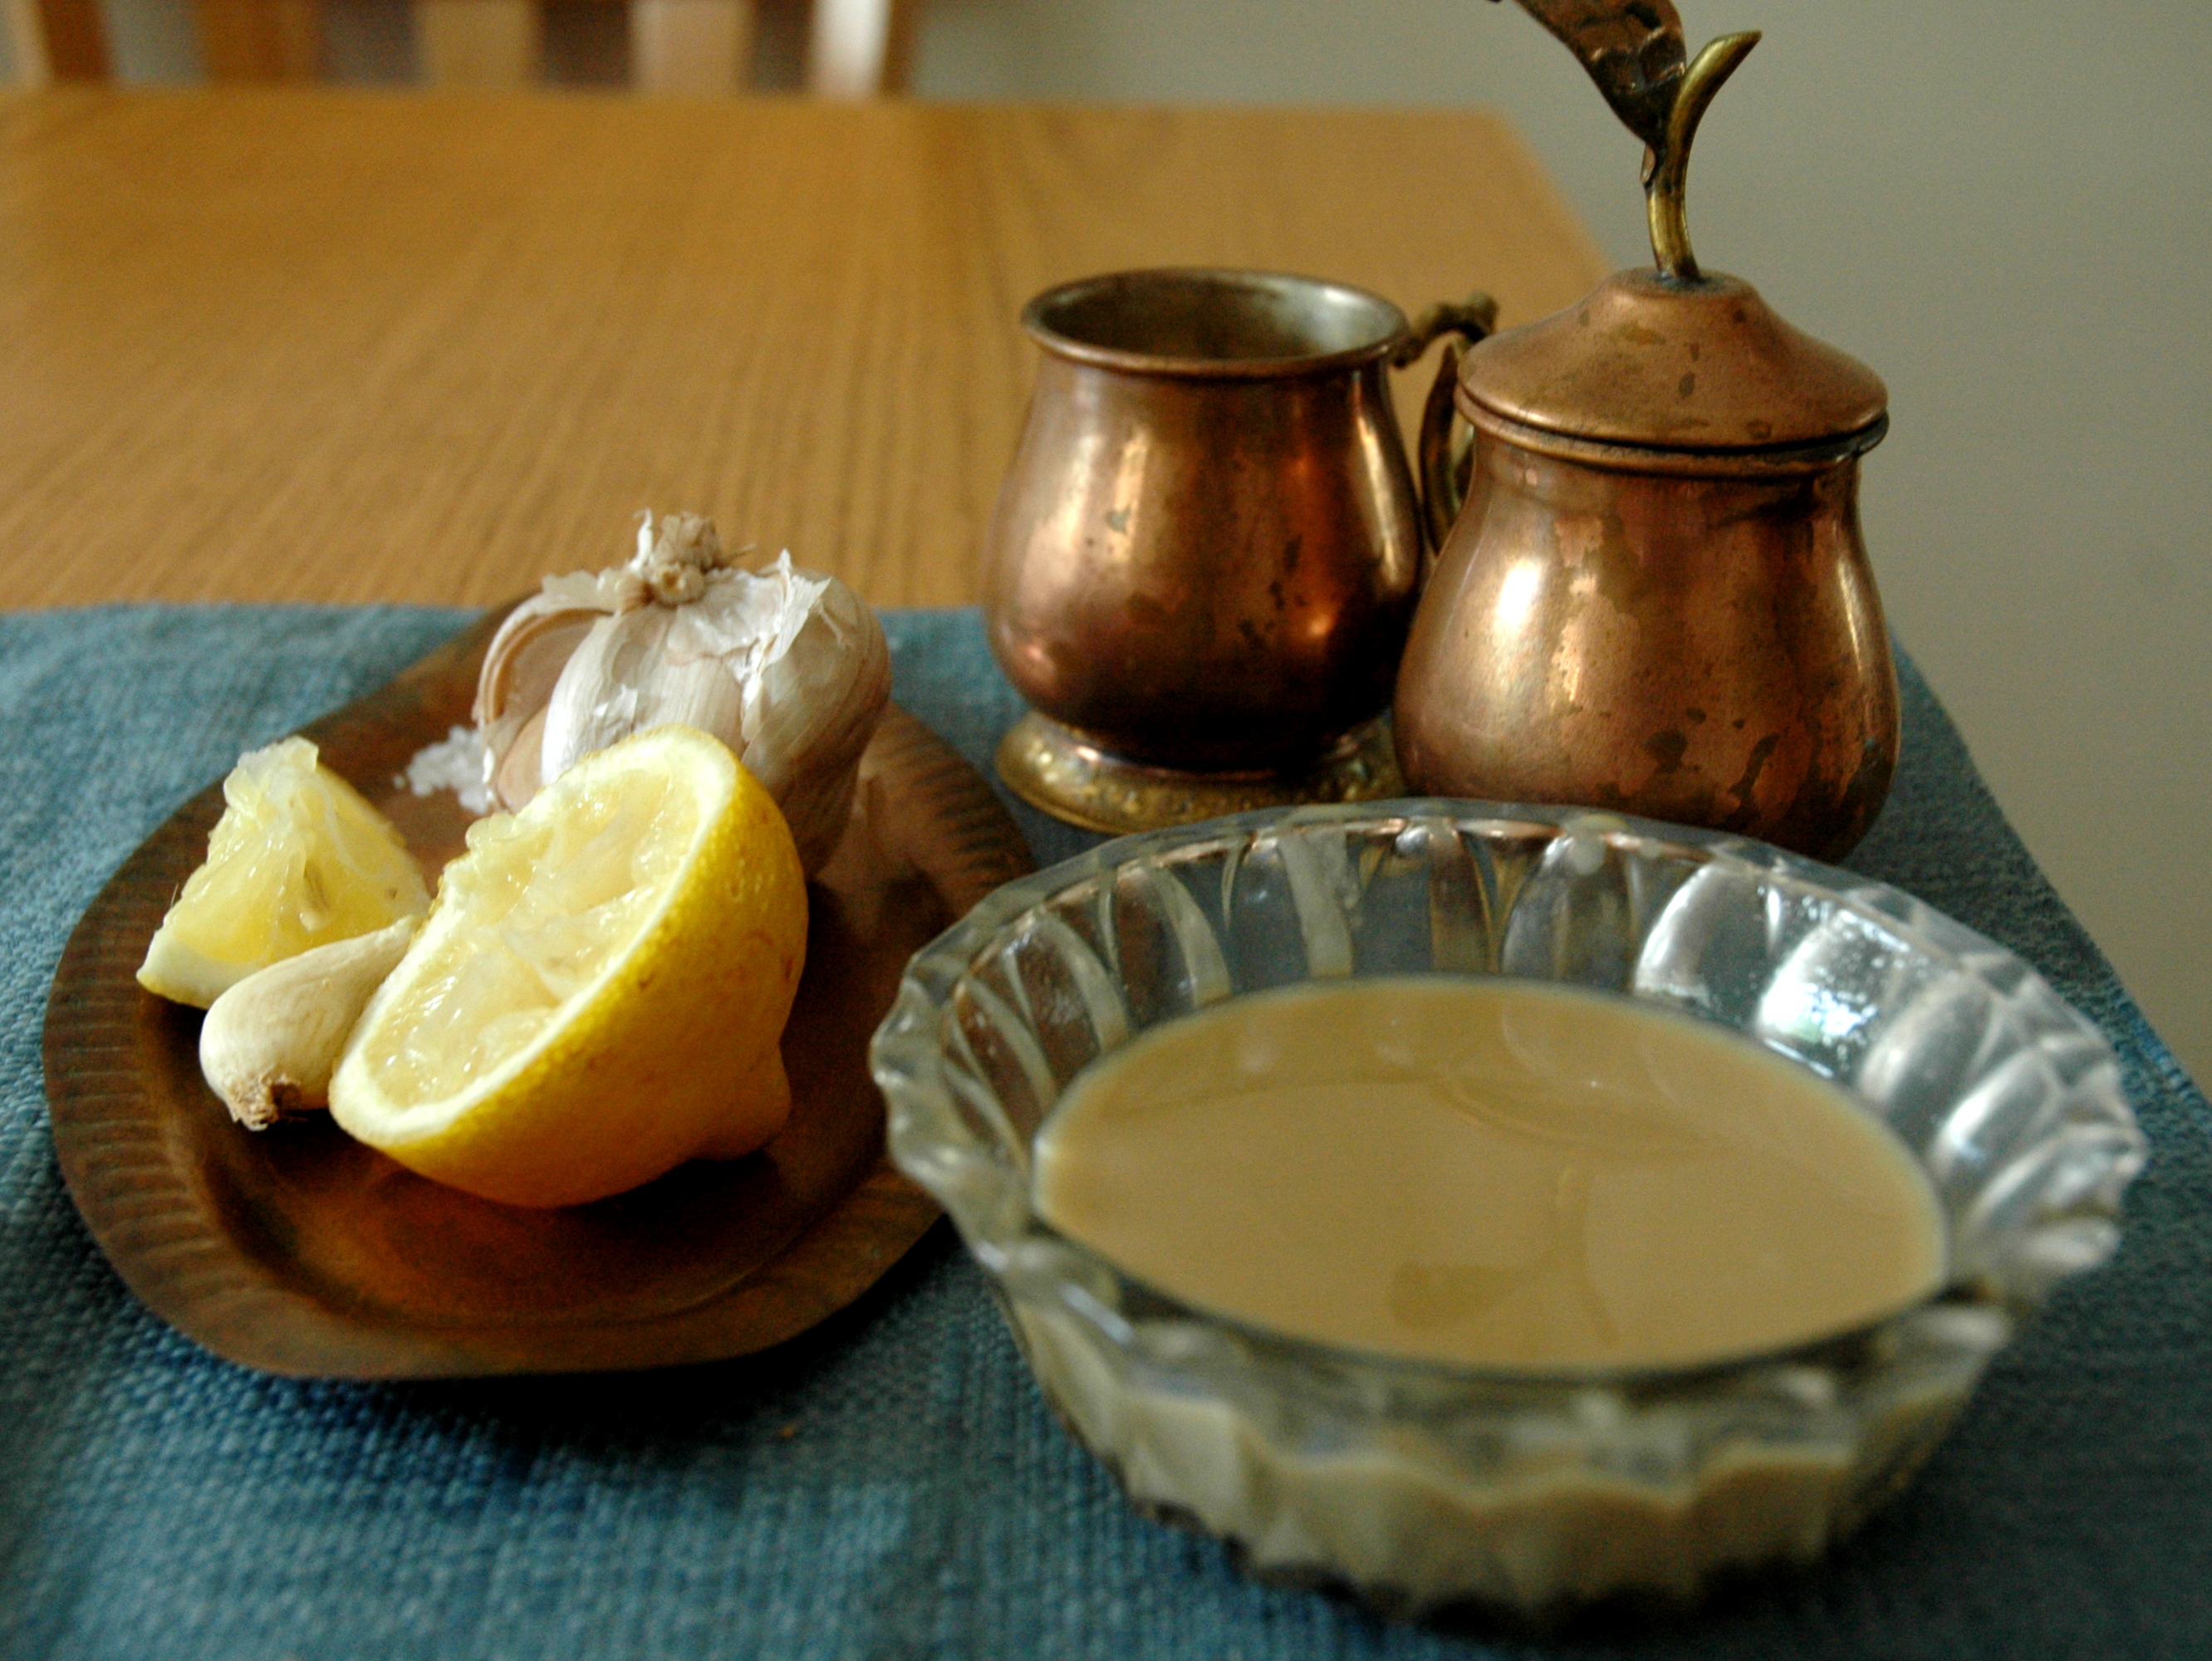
(474, 513), (891, 875)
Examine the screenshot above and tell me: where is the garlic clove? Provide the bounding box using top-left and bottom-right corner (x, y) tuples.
(493, 705), (547, 808)
(535, 605), (661, 782)
(475, 592), (605, 801)
(199, 917), (419, 1130)
(537, 605), (749, 794)
(733, 574), (890, 872)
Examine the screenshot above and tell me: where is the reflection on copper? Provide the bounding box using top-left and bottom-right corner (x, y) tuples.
(1397, 409), (1896, 861)
(985, 270), (1484, 823)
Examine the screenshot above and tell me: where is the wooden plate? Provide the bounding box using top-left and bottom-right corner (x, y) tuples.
(42, 612), (1032, 1378)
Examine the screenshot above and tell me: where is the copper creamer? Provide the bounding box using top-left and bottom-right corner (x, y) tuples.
(1396, 3), (1899, 860)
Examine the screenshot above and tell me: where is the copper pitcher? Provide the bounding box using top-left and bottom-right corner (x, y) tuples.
(1395, 4), (1899, 861)
(984, 268), (1491, 835)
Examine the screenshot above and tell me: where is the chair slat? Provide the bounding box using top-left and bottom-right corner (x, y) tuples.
(631, 0), (751, 96)
(5, 2), (912, 100)
(6, 0), (109, 84)
(202, 0), (323, 81)
(416, 0), (541, 87)
(806, 0), (914, 99)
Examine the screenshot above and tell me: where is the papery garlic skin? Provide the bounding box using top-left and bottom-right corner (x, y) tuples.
(677, 559), (889, 875)
(473, 513), (890, 875)
(539, 603), (745, 784)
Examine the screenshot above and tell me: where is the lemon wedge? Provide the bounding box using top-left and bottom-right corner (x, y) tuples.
(138, 737), (431, 1008)
(329, 724), (807, 1208)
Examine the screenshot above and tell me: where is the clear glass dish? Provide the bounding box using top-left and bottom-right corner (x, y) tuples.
(870, 802), (2146, 1619)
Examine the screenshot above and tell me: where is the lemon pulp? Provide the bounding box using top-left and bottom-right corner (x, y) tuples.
(138, 737), (429, 1007)
(331, 724), (807, 1208)
(371, 767), (694, 1105)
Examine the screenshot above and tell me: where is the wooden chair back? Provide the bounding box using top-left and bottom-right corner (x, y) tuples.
(4, 0), (108, 81)
(5, 0), (914, 96)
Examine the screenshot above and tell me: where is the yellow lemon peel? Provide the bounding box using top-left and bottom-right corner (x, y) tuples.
(329, 724), (806, 1208)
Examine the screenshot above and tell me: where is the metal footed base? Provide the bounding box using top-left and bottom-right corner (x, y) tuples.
(994, 713), (1403, 835)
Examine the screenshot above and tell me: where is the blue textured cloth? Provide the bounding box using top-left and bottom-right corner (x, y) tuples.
(3, 605), (2206, 1660)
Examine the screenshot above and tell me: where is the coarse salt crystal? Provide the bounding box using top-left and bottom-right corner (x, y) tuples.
(401, 726), (491, 816)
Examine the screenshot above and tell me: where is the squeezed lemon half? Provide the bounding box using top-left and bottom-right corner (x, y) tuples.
(138, 737), (431, 1007)
(329, 724), (807, 1208)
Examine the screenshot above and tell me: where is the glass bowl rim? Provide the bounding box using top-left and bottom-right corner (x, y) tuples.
(873, 796), (2145, 1393)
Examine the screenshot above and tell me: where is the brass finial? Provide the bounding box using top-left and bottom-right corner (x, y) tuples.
(1643, 31), (1758, 281)
(1489, 2), (1759, 282)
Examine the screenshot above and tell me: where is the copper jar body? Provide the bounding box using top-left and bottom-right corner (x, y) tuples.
(984, 271), (1428, 775)
(1395, 410), (1899, 862)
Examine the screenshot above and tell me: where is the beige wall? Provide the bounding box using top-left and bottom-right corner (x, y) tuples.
(16, 0), (2208, 1081)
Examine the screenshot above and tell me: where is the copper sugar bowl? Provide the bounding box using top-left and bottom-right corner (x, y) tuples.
(984, 268), (1491, 834)
(1396, 7), (1899, 861)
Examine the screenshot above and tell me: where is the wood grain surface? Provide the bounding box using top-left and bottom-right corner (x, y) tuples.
(0, 90), (1605, 611)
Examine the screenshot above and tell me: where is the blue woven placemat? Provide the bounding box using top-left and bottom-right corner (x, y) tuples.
(3, 605), (2206, 1661)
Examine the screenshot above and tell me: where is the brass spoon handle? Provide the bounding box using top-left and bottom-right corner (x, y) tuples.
(1645, 31), (1761, 282)
(1498, 0), (1686, 157)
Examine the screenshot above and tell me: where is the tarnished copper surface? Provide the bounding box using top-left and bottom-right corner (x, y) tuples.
(43, 610), (1033, 1379)
(1464, 268), (1888, 452)
(983, 269), (1482, 828)
(994, 712), (1401, 837)
(1400, 1), (1901, 861)
(1395, 409), (1897, 862)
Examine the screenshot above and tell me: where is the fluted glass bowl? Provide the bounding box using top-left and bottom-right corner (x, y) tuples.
(870, 802), (2146, 1619)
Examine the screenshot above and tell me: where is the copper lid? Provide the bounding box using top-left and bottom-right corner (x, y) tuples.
(1453, 6), (1886, 455)
(1462, 268), (1888, 452)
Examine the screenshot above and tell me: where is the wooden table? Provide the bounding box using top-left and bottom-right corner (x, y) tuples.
(0, 89), (1604, 610)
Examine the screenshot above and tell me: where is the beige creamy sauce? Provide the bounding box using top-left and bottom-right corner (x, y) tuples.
(1032, 977), (1945, 1371)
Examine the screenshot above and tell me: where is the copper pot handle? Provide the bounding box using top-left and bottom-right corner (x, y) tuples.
(1393, 293), (1498, 554)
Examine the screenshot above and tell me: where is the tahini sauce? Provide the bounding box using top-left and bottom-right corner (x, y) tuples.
(1033, 977), (1944, 1371)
